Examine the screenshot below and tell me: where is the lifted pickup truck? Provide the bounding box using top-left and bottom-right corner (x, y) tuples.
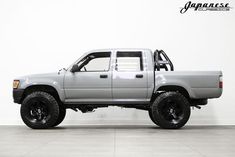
(13, 49), (222, 129)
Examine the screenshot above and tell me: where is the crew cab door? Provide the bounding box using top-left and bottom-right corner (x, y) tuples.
(112, 51), (148, 102)
(64, 52), (112, 103)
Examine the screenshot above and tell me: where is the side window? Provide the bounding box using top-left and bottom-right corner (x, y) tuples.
(116, 51), (143, 71)
(79, 52), (111, 72)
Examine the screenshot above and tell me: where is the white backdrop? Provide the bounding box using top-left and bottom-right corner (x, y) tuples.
(0, 0), (234, 125)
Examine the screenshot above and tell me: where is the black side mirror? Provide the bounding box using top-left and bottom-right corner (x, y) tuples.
(70, 64), (79, 73)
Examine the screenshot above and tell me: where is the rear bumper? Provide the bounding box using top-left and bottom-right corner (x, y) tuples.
(13, 89), (24, 104)
(190, 99), (208, 106)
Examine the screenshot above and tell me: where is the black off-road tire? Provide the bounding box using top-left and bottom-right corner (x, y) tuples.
(151, 92), (191, 129)
(20, 91), (60, 129)
(52, 104), (66, 127)
(148, 109), (159, 126)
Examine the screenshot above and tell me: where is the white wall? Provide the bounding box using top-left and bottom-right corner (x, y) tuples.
(0, 0), (234, 125)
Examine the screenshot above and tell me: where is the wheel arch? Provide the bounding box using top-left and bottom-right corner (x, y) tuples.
(21, 85), (62, 103)
(151, 85), (190, 101)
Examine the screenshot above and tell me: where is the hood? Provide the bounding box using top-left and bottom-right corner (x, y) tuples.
(15, 69), (67, 81)
(16, 72), (60, 81)
(14, 70), (66, 90)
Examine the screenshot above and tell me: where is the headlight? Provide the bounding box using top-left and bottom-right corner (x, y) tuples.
(13, 80), (20, 89)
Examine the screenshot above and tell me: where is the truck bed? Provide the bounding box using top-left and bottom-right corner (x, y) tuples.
(155, 71), (222, 99)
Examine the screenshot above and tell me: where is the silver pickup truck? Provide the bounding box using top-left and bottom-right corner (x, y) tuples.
(13, 49), (222, 129)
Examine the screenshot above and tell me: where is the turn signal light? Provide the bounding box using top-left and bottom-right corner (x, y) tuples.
(13, 80), (20, 89)
(219, 75), (223, 88)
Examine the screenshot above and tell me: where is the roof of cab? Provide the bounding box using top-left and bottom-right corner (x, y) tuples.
(88, 48), (152, 53)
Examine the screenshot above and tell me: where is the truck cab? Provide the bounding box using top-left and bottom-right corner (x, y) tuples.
(65, 49), (154, 104)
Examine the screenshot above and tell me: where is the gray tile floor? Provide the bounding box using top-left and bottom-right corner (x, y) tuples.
(0, 125), (235, 157)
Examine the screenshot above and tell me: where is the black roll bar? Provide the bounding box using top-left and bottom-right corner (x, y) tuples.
(154, 50), (174, 71)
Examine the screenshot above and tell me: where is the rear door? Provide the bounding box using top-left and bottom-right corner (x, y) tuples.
(112, 51), (148, 102)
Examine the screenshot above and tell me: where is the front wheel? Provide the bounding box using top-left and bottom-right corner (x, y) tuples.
(52, 104), (66, 127)
(20, 91), (60, 129)
(151, 92), (191, 129)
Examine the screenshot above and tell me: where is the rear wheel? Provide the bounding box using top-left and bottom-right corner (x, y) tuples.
(148, 109), (159, 125)
(20, 91), (60, 129)
(151, 92), (191, 129)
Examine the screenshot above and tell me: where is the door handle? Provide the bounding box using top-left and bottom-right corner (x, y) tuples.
(136, 74), (143, 78)
(100, 74), (108, 78)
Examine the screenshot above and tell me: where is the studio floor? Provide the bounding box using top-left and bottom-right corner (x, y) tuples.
(0, 125), (234, 157)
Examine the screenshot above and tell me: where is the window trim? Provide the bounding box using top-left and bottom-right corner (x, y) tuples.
(115, 51), (144, 72)
(76, 52), (111, 72)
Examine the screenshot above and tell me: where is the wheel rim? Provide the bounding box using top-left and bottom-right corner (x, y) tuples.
(159, 99), (184, 124)
(26, 99), (50, 124)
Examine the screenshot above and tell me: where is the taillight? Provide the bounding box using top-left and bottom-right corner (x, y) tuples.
(219, 75), (223, 88)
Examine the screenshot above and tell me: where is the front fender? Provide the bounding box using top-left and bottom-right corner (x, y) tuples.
(17, 73), (65, 102)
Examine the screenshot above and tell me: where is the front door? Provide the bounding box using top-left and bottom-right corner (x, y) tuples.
(64, 52), (112, 103)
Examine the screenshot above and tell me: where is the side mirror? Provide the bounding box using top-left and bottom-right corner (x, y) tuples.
(70, 64), (79, 73)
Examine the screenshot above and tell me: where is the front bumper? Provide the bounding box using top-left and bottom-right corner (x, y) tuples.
(13, 89), (24, 104)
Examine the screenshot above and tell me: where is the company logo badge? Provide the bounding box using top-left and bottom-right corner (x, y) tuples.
(180, 1), (231, 14)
